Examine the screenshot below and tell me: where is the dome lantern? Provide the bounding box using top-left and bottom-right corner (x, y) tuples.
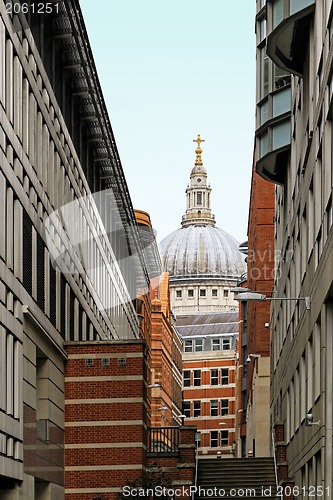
(182, 135), (215, 227)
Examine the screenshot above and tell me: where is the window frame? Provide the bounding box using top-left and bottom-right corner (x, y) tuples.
(193, 370), (201, 386)
(184, 340), (193, 353)
(212, 338), (221, 351)
(210, 431), (218, 448)
(210, 369), (218, 385)
(221, 368), (229, 385)
(183, 401), (191, 417)
(183, 370), (191, 387)
(194, 338), (203, 352)
(222, 338), (231, 350)
(221, 399), (229, 416)
(210, 400), (218, 417)
(193, 401), (201, 417)
(220, 430), (229, 446)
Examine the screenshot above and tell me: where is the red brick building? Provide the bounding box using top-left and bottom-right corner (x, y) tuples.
(177, 312), (238, 457)
(235, 159), (275, 457)
(149, 274), (183, 427)
(65, 341), (149, 499)
(64, 211), (187, 499)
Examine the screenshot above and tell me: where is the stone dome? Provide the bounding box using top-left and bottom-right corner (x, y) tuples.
(159, 135), (246, 287)
(191, 163), (207, 176)
(159, 224), (246, 280)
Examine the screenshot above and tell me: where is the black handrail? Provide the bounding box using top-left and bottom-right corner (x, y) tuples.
(147, 426), (179, 453)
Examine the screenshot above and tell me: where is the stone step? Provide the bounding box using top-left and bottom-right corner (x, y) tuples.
(196, 457), (277, 500)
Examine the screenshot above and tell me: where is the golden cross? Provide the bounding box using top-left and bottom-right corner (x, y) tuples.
(193, 134), (205, 149)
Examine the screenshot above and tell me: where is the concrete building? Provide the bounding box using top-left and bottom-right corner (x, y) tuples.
(159, 136), (246, 317)
(254, 0), (333, 494)
(0, 2), (188, 498)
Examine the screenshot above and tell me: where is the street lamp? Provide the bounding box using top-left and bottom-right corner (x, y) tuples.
(230, 287), (251, 293)
(234, 292), (311, 310)
(246, 354), (260, 363)
(175, 413), (186, 425)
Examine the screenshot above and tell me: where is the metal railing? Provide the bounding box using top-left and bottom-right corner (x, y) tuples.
(147, 426), (179, 453)
(272, 431), (283, 499)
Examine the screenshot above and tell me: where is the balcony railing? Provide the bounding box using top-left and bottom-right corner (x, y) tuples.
(147, 426), (179, 454)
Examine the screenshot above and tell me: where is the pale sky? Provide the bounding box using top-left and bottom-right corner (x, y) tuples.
(79, 1), (256, 244)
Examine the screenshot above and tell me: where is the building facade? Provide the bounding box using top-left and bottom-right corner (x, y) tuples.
(255, 0), (333, 494)
(178, 312), (238, 458)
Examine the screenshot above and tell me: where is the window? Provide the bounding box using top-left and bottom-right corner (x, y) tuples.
(184, 340), (193, 352)
(23, 209), (33, 295)
(193, 370), (201, 386)
(259, 18), (266, 42)
(210, 431), (218, 448)
(273, 0), (283, 29)
(212, 338), (231, 351)
(221, 369), (229, 385)
(210, 400), (218, 417)
(221, 399), (229, 416)
(274, 65), (291, 90)
(222, 338), (231, 350)
(223, 290), (229, 297)
(184, 339), (203, 352)
(212, 338), (220, 351)
(220, 430), (229, 446)
(210, 369), (218, 385)
(197, 192), (202, 205)
(260, 49), (269, 98)
(194, 339), (203, 352)
(188, 289), (194, 298)
(193, 401), (201, 417)
(183, 401), (190, 417)
(183, 370), (191, 387)
(212, 289), (218, 297)
(176, 290), (182, 298)
(200, 289), (206, 297)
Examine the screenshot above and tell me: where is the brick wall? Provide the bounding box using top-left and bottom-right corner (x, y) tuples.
(64, 340), (149, 500)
